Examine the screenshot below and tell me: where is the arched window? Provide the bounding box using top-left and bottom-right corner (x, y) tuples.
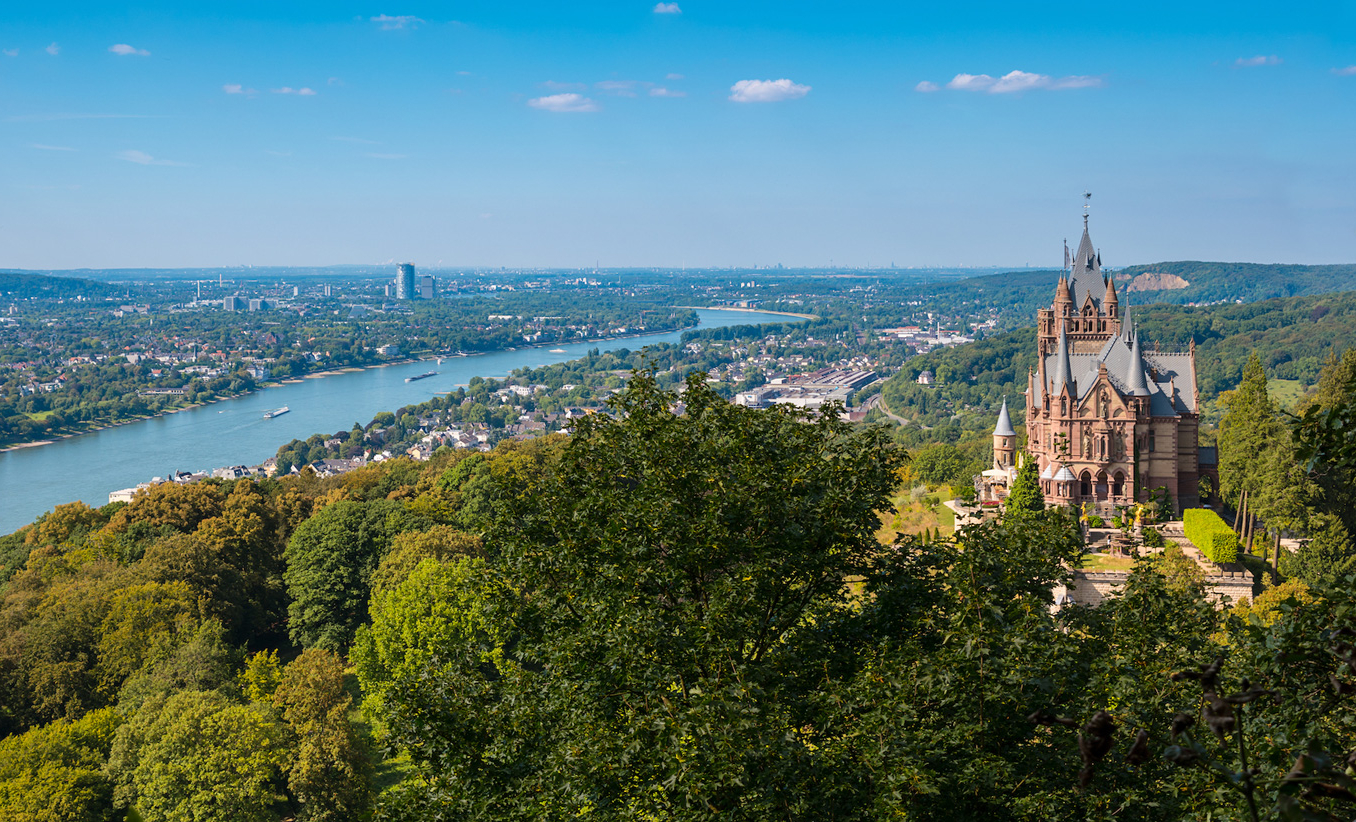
(1112, 472), (1125, 497)
(1149, 430), (1156, 452)
(1096, 471), (1108, 499)
(1080, 471), (1092, 497)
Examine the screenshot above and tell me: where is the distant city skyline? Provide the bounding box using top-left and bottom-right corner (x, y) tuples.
(3, 1), (1354, 269)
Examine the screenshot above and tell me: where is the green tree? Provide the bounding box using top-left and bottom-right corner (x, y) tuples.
(361, 372), (905, 818)
(107, 689), (290, 822)
(1283, 513), (1356, 587)
(1005, 452), (1045, 517)
(367, 525), (482, 601)
(0, 708), (122, 821)
(273, 649), (373, 822)
(283, 499), (427, 650)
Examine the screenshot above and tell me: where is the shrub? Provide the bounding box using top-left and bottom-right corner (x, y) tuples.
(1183, 508), (1240, 565)
(1085, 515), (1105, 528)
(1141, 527), (1166, 549)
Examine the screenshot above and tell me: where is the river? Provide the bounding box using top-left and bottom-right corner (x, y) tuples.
(0, 309), (802, 534)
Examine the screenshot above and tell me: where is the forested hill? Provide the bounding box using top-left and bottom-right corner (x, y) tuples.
(882, 288), (1356, 432)
(936, 260), (1356, 331)
(1116, 260), (1356, 305)
(0, 271), (122, 300)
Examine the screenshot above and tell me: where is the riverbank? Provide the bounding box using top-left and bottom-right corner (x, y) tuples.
(0, 320), (708, 454)
(673, 305), (819, 320)
(0, 308), (805, 533)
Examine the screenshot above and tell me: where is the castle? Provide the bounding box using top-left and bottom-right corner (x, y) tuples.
(982, 214), (1210, 514)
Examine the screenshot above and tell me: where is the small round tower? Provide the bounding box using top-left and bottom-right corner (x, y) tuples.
(993, 397), (1017, 470)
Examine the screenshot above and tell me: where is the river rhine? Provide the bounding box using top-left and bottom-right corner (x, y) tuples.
(0, 309), (800, 534)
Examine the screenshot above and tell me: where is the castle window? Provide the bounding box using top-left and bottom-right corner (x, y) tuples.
(1079, 471), (1092, 497)
(1113, 472), (1125, 497)
(1149, 431), (1156, 452)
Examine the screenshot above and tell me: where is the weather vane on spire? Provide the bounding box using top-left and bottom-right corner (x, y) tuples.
(1083, 191), (1092, 227)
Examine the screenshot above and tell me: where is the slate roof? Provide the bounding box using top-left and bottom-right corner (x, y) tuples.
(993, 397), (1016, 437)
(1068, 224), (1105, 312)
(1033, 324), (1197, 415)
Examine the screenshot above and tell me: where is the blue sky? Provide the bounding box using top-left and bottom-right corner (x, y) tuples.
(3, 1), (1355, 269)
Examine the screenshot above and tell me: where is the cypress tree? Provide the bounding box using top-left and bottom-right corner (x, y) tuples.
(1004, 452), (1044, 518)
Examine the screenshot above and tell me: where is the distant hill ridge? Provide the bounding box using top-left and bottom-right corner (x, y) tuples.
(0, 271), (120, 300)
(1115, 260), (1356, 304)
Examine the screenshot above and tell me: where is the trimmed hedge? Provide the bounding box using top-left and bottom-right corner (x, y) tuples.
(1184, 508), (1240, 565)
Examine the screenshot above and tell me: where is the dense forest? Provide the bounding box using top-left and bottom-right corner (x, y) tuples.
(882, 289), (1356, 435)
(1, 371), (1354, 820)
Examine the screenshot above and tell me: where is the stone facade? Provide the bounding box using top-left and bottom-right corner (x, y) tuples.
(1057, 567), (1254, 609)
(1013, 217), (1203, 515)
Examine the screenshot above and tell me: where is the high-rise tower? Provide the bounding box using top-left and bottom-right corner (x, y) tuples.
(395, 263), (416, 300)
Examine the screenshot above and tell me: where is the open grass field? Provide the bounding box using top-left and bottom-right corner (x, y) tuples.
(1267, 378), (1310, 410)
(1081, 553), (1135, 572)
(876, 485), (956, 545)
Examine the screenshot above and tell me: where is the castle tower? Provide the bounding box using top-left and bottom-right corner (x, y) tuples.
(993, 397), (1016, 470)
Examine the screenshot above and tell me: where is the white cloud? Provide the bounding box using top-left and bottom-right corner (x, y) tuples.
(371, 14), (424, 30)
(223, 84), (258, 95)
(1235, 55), (1282, 67)
(366, 153), (407, 160)
(31, 143), (77, 151)
(1332, 65), (1356, 76)
(729, 78), (810, 103)
(528, 93), (600, 112)
(116, 149), (190, 166)
(109, 43), (150, 56)
(914, 80), (940, 93)
(653, 3), (682, 13)
(650, 87), (686, 97)
(46, 42), (59, 56)
(946, 73), (995, 91)
(272, 87), (317, 95)
(596, 80), (639, 96)
(3, 49), (17, 58)
(989, 70), (1050, 93)
(942, 70), (1103, 94)
(666, 72), (684, 80)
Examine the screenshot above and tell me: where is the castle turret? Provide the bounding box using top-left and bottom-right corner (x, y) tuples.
(1104, 273), (1119, 321)
(993, 397), (1016, 470)
(1052, 325), (1074, 395)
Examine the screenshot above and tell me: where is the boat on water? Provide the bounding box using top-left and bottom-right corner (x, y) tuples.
(550, 348), (567, 353)
(405, 371), (438, 383)
(263, 406), (290, 419)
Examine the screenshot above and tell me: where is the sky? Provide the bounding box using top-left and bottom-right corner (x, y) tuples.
(3, 1), (1355, 270)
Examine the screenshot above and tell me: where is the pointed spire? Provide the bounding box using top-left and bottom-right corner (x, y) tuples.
(1126, 325), (1151, 397)
(1064, 239), (1071, 271)
(994, 397), (1016, 437)
(1104, 273), (1118, 310)
(1053, 325), (1074, 394)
